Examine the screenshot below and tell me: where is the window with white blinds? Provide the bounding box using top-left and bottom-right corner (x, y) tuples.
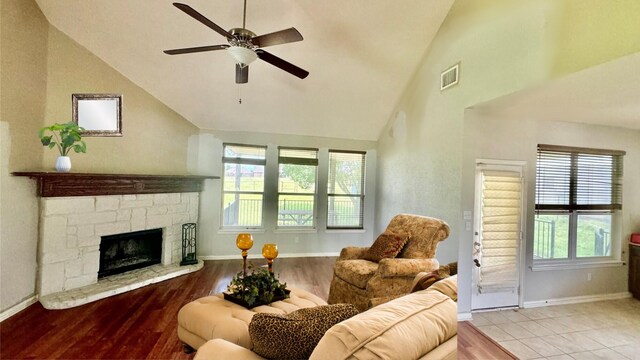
(277, 147), (318, 228)
(477, 170), (521, 294)
(534, 144), (625, 261)
(221, 144), (267, 228)
(536, 144), (624, 211)
(327, 150), (366, 229)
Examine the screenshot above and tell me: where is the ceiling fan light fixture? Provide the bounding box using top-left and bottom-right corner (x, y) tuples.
(227, 46), (257, 68)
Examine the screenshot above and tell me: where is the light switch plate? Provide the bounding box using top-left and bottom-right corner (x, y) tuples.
(463, 211), (472, 220)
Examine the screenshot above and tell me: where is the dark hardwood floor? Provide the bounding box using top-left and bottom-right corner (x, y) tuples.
(3, 258), (514, 359)
(0, 258), (335, 360)
(457, 321), (517, 360)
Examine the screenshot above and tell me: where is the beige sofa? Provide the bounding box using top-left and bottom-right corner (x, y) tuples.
(194, 275), (458, 360)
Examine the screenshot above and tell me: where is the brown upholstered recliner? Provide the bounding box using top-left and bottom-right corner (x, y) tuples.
(327, 214), (450, 311)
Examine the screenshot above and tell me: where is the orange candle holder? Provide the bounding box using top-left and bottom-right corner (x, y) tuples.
(262, 243), (279, 274)
(236, 233), (254, 278)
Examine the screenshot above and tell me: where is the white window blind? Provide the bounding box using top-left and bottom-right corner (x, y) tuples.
(478, 170), (521, 294)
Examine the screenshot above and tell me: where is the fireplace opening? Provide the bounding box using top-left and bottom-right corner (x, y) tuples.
(99, 228), (162, 278)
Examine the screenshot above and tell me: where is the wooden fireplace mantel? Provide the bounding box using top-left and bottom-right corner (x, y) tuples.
(12, 172), (219, 197)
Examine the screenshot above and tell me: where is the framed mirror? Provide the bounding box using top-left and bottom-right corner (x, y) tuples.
(72, 94), (122, 136)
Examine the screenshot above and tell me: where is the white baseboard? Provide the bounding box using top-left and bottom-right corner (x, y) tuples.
(523, 292), (632, 308)
(0, 295), (38, 322)
(458, 312), (473, 321)
(199, 252), (340, 260)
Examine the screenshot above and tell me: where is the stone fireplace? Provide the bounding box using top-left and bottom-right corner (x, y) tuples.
(12, 172), (216, 308)
(38, 192), (199, 296)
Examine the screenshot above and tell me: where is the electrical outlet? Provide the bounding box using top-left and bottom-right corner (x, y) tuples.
(465, 221), (472, 231)
(587, 273), (592, 281)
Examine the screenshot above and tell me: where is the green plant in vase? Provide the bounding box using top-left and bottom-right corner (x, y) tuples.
(38, 122), (87, 172)
(226, 263), (288, 307)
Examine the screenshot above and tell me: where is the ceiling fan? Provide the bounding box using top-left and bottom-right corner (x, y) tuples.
(164, 1), (309, 84)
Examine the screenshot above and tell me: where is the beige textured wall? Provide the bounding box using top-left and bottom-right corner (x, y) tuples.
(41, 26), (199, 174)
(0, 0), (49, 312)
(376, 0), (554, 268)
(551, 0), (640, 76)
(1, 0), (200, 313)
(376, 0), (640, 315)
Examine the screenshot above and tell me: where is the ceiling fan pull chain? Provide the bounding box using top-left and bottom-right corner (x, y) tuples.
(238, 85), (242, 104)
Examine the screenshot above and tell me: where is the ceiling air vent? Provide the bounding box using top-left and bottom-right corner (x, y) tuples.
(440, 63), (459, 91)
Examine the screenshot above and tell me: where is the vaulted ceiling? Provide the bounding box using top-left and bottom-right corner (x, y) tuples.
(36, 0), (455, 141)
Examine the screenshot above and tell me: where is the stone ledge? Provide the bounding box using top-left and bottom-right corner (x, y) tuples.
(39, 261), (204, 310)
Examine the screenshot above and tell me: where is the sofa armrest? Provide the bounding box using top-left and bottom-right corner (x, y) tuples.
(194, 339), (265, 360)
(429, 275), (458, 302)
(377, 258), (439, 278)
(338, 246), (369, 260)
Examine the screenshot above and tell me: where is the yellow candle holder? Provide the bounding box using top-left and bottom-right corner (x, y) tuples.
(262, 243), (279, 274)
(236, 233), (254, 278)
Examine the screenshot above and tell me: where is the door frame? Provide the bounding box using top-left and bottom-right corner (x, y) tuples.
(472, 159), (528, 310)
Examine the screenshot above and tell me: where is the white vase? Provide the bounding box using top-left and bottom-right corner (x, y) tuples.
(55, 156), (71, 172)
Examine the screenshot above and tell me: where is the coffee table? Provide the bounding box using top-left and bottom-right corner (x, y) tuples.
(177, 287), (327, 352)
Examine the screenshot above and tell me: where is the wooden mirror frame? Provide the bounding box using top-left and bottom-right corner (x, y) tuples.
(72, 93), (122, 137)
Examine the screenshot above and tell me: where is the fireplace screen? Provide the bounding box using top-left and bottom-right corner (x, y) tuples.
(99, 228), (162, 278)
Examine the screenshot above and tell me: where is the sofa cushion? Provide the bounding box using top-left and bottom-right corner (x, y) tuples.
(249, 304), (359, 360)
(364, 231), (410, 263)
(311, 289), (457, 360)
(334, 260), (378, 289)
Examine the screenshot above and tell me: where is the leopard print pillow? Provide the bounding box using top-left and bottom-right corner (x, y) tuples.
(249, 304), (359, 360)
(363, 230), (410, 262)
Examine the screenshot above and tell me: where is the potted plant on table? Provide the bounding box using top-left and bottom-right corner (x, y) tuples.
(225, 264), (289, 308)
(38, 122), (87, 172)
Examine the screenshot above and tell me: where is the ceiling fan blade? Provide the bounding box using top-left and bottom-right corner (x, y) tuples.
(164, 44), (229, 55)
(236, 64), (249, 84)
(256, 50), (309, 79)
(252, 28), (303, 48)
(173, 3), (234, 39)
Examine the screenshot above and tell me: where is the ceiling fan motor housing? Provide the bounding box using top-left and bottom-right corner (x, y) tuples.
(229, 28), (257, 47)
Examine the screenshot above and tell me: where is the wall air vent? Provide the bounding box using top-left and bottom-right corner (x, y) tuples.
(440, 63), (459, 91)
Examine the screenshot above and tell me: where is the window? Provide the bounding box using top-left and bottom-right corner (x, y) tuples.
(327, 150), (366, 229)
(277, 147), (318, 228)
(221, 144), (267, 228)
(534, 144), (624, 262)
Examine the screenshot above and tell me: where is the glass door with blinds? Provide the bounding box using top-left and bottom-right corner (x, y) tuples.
(472, 161), (525, 310)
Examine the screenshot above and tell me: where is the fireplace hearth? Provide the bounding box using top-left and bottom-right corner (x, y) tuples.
(99, 228), (162, 278)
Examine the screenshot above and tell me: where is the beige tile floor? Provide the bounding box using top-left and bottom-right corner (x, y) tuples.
(470, 297), (640, 360)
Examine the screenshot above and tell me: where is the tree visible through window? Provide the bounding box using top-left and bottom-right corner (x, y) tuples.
(278, 147), (318, 228)
(534, 144), (624, 261)
(327, 150), (366, 229)
(222, 144), (266, 228)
